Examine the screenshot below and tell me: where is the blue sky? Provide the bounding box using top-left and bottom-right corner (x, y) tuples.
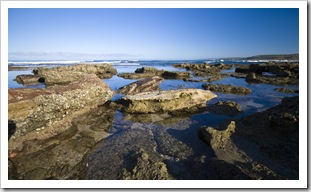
(8, 8), (299, 60)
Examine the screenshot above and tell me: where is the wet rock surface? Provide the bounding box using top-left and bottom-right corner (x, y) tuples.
(199, 96), (299, 179)
(8, 105), (115, 180)
(183, 74), (228, 83)
(202, 83), (251, 95)
(33, 64), (117, 85)
(116, 89), (217, 113)
(207, 101), (242, 116)
(15, 74), (44, 85)
(118, 76), (164, 95)
(118, 67), (190, 79)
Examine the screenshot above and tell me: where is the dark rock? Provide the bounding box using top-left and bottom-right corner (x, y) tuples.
(118, 76), (164, 95)
(202, 84), (251, 95)
(207, 101), (242, 116)
(118, 67), (190, 79)
(116, 89), (217, 113)
(274, 87), (299, 93)
(15, 75), (44, 85)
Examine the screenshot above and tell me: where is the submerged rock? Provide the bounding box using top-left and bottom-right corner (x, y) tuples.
(207, 101), (242, 116)
(15, 75), (44, 85)
(8, 74), (114, 149)
(116, 89), (217, 113)
(33, 64), (117, 85)
(202, 83), (251, 95)
(118, 76), (164, 95)
(118, 67), (190, 79)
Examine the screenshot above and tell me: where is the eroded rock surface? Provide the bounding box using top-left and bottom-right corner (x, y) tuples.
(8, 74), (114, 152)
(118, 76), (164, 95)
(116, 89), (217, 113)
(33, 64), (117, 85)
(202, 84), (251, 95)
(174, 63), (234, 77)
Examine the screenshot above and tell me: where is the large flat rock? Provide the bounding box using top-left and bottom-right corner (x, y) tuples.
(33, 64), (117, 85)
(116, 88), (217, 113)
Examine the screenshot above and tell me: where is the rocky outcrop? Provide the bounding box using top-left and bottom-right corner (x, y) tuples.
(33, 64), (117, 85)
(235, 62), (299, 85)
(202, 84), (251, 95)
(174, 63), (234, 77)
(116, 89), (217, 113)
(199, 96), (299, 179)
(15, 75), (44, 85)
(207, 101), (242, 116)
(118, 76), (164, 95)
(118, 67), (190, 79)
(118, 148), (173, 180)
(274, 87), (299, 93)
(8, 74), (114, 149)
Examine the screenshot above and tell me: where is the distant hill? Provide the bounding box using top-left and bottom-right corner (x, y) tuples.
(242, 54), (299, 60)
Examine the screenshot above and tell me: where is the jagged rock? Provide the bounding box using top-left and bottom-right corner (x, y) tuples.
(245, 72), (256, 81)
(118, 76), (164, 95)
(199, 121), (236, 149)
(33, 64), (117, 85)
(118, 67), (190, 79)
(274, 87), (299, 93)
(116, 89), (217, 113)
(118, 148), (173, 180)
(8, 74), (114, 142)
(202, 84), (251, 95)
(207, 101), (242, 116)
(15, 75), (44, 85)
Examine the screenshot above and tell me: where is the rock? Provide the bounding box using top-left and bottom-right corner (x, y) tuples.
(236, 62), (299, 85)
(199, 121), (236, 149)
(174, 63), (234, 77)
(274, 87), (299, 93)
(118, 76), (164, 95)
(207, 101), (242, 116)
(202, 83), (251, 95)
(118, 148), (173, 180)
(33, 64), (117, 85)
(15, 75), (44, 85)
(245, 72), (256, 81)
(183, 74), (228, 83)
(8, 74), (114, 141)
(116, 89), (217, 113)
(118, 67), (190, 79)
